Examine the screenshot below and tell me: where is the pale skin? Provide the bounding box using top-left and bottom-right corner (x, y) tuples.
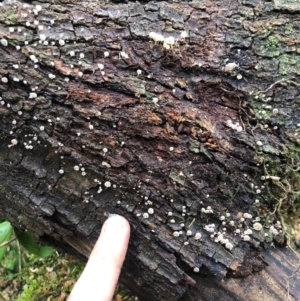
(68, 214), (130, 301)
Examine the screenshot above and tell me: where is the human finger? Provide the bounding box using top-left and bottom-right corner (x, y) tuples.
(68, 214), (130, 301)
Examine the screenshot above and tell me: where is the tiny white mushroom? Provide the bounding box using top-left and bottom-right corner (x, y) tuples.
(35, 4), (42, 12)
(270, 226), (279, 235)
(104, 181), (111, 188)
(163, 36), (175, 49)
(11, 139), (18, 146)
(153, 97), (158, 104)
(225, 242), (234, 250)
(1, 38), (8, 46)
(148, 208), (154, 214)
(244, 229), (253, 235)
(243, 235), (251, 241)
(149, 32), (165, 43)
(29, 92), (37, 99)
(40, 34), (46, 41)
(253, 222), (263, 231)
(236, 125), (243, 132)
(173, 231), (180, 237)
(243, 213), (252, 219)
(194, 232), (202, 240)
(58, 39), (65, 46)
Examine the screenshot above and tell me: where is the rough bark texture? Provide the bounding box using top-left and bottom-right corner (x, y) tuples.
(0, 0), (300, 300)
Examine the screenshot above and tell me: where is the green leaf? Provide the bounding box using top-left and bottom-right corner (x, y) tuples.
(0, 221), (13, 261)
(15, 231), (55, 258)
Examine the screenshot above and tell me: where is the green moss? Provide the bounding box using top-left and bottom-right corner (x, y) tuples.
(249, 92), (287, 125)
(285, 24), (294, 34)
(250, 83), (300, 247)
(15, 252), (84, 301)
(260, 146), (300, 246)
(279, 54), (300, 76)
(258, 38), (282, 58)
(1, 243), (138, 301)
(267, 37), (280, 47)
(2, 8), (18, 25)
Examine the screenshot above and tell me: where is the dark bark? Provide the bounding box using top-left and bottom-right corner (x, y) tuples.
(0, 0), (300, 300)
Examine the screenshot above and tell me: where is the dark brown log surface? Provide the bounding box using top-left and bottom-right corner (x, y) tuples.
(0, 0), (300, 300)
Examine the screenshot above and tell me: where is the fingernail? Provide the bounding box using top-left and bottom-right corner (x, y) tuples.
(103, 214), (126, 234)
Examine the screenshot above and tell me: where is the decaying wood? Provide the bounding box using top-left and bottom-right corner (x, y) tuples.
(183, 247), (300, 301)
(0, 0), (300, 300)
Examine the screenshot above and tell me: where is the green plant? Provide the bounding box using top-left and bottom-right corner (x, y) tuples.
(0, 221), (55, 268)
(0, 221), (14, 262)
(0, 221), (82, 301)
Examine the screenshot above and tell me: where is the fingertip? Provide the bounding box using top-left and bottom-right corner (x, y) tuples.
(68, 215), (130, 301)
(100, 214), (130, 245)
(106, 214), (131, 232)
(92, 214), (130, 265)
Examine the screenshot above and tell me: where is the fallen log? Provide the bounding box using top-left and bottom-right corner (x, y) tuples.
(0, 0), (300, 300)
